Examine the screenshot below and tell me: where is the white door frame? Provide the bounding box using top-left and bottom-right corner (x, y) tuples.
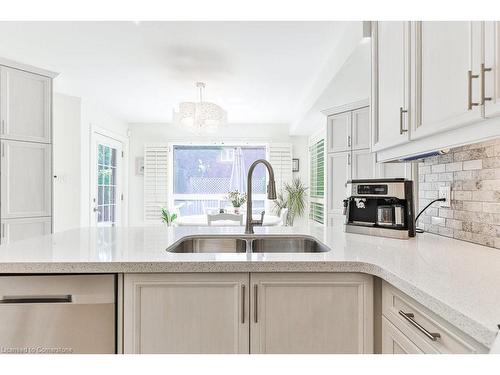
(90, 125), (129, 227)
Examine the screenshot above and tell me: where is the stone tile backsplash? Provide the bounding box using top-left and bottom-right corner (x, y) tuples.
(417, 138), (500, 249)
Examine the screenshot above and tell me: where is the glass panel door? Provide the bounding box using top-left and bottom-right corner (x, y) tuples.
(92, 134), (122, 227)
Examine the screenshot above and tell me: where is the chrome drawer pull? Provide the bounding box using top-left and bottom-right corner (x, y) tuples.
(241, 284), (245, 324)
(399, 310), (441, 341)
(0, 295), (73, 304)
(254, 284), (258, 323)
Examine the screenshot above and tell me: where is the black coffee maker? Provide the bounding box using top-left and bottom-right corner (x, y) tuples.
(343, 179), (415, 239)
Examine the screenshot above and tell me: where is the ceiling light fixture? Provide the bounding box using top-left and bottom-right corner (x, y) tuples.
(173, 82), (227, 134)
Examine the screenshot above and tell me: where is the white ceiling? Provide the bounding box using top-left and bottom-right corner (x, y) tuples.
(0, 21), (350, 128)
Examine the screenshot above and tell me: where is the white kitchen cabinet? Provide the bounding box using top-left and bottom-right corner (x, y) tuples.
(351, 107), (370, 150)
(0, 66), (51, 143)
(484, 21), (500, 118)
(123, 273), (249, 354)
(382, 316), (423, 354)
(0, 140), (52, 219)
(250, 273), (373, 354)
(327, 111), (351, 153)
(410, 22), (483, 140)
(1, 216), (51, 245)
(327, 152), (350, 214)
(326, 106), (374, 215)
(351, 149), (376, 180)
(371, 21), (411, 151)
(327, 107), (370, 154)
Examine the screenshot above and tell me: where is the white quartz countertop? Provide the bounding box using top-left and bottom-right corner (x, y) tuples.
(0, 224), (499, 348)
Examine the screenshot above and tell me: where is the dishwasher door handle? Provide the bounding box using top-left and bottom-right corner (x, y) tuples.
(0, 295), (73, 304)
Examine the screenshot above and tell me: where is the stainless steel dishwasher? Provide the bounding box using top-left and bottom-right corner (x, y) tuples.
(0, 274), (115, 354)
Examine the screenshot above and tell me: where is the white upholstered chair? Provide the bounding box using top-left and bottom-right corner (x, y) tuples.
(207, 213), (244, 226)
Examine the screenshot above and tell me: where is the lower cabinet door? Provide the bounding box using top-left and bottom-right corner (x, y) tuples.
(382, 316), (423, 354)
(1, 216), (52, 244)
(123, 273), (249, 354)
(250, 273), (373, 354)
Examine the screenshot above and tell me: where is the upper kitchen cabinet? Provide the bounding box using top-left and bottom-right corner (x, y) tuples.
(0, 66), (51, 143)
(371, 21), (411, 151)
(351, 107), (371, 150)
(327, 111), (351, 153)
(410, 22), (483, 140)
(327, 107), (370, 154)
(484, 21), (500, 118)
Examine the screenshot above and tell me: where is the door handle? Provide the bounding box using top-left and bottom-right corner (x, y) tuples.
(481, 63), (492, 105)
(399, 107), (408, 134)
(253, 284), (258, 323)
(0, 295), (73, 304)
(468, 70), (480, 110)
(241, 284), (245, 324)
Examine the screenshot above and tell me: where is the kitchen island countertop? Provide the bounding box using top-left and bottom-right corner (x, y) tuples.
(0, 224), (499, 348)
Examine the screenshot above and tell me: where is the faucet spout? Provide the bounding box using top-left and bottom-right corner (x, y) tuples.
(245, 159), (276, 234)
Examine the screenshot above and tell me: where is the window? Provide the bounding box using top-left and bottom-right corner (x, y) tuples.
(172, 145), (267, 216)
(96, 144), (119, 225)
(309, 139), (325, 224)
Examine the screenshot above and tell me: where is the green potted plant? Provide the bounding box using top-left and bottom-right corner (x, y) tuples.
(161, 208), (177, 227)
(272, 177), (308, 226)
(226, 190), (246, 214)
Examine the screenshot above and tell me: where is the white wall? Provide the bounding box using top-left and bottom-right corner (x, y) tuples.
(299, 41), (371, 136)
(52, 93), (129, 230)
(127, 123), (309, 226)
(53, 93), (82, 232)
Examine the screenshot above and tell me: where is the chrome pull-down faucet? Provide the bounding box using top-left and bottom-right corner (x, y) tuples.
(245, 159), (277, 234)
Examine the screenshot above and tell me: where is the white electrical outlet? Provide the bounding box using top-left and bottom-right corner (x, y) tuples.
(438, 186), (451, 207)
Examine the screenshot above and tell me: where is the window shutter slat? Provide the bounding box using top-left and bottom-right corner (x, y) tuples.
(143, 146), (169, 222)
(268, 143), (292, 194)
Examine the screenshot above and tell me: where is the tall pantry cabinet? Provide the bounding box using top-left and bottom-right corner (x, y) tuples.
(0, 59), (57, 244)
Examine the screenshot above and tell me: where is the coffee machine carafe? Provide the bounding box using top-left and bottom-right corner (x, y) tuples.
(343, 179), (415, 239)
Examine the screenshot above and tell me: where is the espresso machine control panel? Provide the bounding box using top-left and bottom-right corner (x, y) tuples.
(343, 179), (415, 239)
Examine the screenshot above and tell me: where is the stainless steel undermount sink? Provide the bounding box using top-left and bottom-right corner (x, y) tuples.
(250, 237), (330, 253)
(167, 237), (247, 253)
(166, 236), (330, 253)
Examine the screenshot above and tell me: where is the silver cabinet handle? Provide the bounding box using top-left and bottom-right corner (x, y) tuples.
(0, 295), (73, 304)
(253, 284), (258, 323)
(347, 153), (351, 165)
(241, 284), (245, 324)
(399, 310), (441, 341)
(468, 70), (480, 110)
(481, 63), (492, 105)
(347, 135), (351, 148)
(399, 107), (408, 134)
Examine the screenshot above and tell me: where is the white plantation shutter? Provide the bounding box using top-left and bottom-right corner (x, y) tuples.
(144, 145), (169, 222)
(268, 143), (293, 194)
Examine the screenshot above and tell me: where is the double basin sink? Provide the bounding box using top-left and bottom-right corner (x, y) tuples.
(167, 236), (330, 254)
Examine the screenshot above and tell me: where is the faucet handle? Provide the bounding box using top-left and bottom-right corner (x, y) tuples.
(251, 211), (265, 227)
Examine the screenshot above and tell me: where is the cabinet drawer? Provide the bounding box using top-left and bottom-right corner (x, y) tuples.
(382, 316), (423, 354)
(382, 281), (487, 353)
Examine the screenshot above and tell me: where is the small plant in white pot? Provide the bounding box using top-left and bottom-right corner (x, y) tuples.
(161, 208), (177, 227)
(226, 190), (246, 214)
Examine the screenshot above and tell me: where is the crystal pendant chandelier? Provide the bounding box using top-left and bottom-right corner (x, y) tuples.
(173, 82), (227, 134)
